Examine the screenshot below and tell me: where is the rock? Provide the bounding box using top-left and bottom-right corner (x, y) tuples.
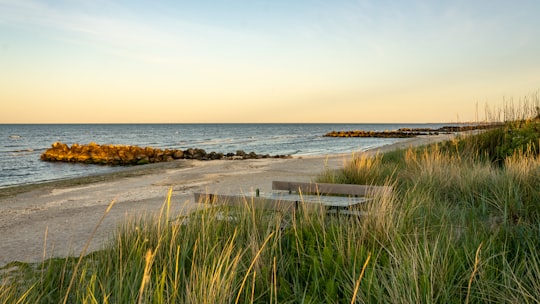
(172, 151), (184, 159)
(41, 142), (290, 166)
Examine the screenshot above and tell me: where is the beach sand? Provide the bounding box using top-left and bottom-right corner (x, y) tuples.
(0, 134), (455, 267)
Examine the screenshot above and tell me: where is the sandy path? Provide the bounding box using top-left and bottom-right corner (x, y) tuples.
(0, 134), (454, 267)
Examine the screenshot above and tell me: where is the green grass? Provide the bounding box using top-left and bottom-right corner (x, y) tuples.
(2, 101), (540, 303)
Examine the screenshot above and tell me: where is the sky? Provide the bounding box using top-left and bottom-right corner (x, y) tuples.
(1, 0), (539, 123)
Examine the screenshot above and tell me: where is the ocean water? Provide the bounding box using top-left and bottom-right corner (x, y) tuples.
(0, 123), (452, 188)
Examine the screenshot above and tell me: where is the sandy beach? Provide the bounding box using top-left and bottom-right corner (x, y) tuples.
(0, 134), (455, 267)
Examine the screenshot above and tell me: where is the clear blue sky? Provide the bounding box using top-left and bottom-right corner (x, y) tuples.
(1, 0), (539, 123)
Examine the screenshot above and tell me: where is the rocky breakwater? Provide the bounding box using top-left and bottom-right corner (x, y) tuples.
(41, 142), (290, 166)
(324, 130), (425, 138)
(324, 124), (502, 138)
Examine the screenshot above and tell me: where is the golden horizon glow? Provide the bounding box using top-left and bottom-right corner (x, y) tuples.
(1, 1), (539, 123)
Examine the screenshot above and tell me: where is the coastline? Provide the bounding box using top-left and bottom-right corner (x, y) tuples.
(0, 134), (456, 267)
(0, 160), (196, 199)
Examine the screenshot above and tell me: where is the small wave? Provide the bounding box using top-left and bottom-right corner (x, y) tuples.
(3, 144), (22, 148)
(9, 148), (35, 154)
(186, 138), (237, 147)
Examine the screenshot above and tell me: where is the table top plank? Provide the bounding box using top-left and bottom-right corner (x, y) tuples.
(194, 191), (370, 209)
(272, 181), (392, 196)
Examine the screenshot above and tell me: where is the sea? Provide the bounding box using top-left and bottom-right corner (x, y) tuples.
(0, 123), (454, 189)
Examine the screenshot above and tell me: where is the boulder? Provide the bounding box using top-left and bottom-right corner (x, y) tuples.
(172, 150), (184, 159)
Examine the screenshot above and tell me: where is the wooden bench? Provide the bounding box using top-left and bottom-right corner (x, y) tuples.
(194, 181), (392, 215)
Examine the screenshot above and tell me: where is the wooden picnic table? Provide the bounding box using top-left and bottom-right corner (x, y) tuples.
(194, 181), (392, 216)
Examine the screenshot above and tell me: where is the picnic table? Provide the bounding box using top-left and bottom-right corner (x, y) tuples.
(194, 181), (392, 216)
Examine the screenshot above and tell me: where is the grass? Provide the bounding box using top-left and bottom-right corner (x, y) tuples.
(2, 99), (540, 303)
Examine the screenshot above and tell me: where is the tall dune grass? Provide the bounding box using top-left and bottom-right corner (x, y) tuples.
(2, 99), (540, 303)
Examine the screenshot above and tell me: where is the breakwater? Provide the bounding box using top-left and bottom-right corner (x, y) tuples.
(41, 142), (290, 166)
(324, 124), (501, 138)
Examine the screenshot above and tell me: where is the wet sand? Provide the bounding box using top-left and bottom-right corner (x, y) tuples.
(0, 134), (455, 267)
